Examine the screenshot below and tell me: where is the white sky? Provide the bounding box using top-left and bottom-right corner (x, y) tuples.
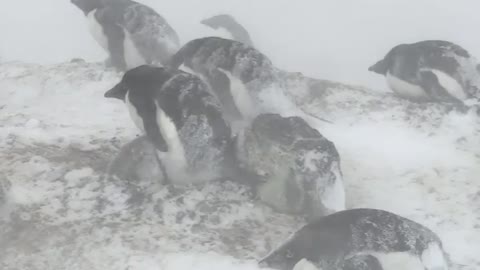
(1, 0), (480, 89)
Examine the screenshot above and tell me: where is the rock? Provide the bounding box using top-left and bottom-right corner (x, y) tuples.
(237, 113), (345, 220)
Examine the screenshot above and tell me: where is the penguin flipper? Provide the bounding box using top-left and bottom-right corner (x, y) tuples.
(96, 8), (127, 71)
(142, 114), (168, 152)
(419, 70), (464, 104)
(222, 134), (262, 197)
(210, 69), (244, 122)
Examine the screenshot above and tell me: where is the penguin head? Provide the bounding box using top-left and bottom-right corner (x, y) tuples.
(104, 65), (172, 101)
(104, 81), (129, 101)
(368, 59), (389, 75)
(258, 232), (307, 270)
(71, 0), (103, 15)
(369, 44), (407, 76)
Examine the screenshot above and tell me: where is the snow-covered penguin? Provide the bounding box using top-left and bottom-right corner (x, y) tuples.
(168, 36), (278, 125)
(106, 135), (166, 187)
(201, 14), (254, 47)
(369, 40), (480, 105)
(237, 113), (345, 220)
(71, 0), (180, 71)
(259, 208), (450, 270)
(104, 65), (245, 185)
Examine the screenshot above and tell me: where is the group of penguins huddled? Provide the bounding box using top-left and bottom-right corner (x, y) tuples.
(66, 0), (479, 269)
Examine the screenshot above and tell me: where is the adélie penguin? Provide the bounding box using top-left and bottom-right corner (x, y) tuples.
(104, 65), (259, 187)
(71, 0), (180, 71)
(369, 40), (480, 108)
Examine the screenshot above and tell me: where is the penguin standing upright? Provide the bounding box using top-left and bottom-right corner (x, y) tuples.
(71, 0), (180, 71)
(168, 36), (331, 130)
(168, 36), (278, 125)
(369, 40), (480, 105)
(104, 65), (254, 185)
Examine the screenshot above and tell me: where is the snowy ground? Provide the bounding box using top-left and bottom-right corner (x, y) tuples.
(0, 61), (479, 269)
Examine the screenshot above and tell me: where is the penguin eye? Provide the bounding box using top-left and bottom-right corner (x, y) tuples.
(285, 249), (294, 259)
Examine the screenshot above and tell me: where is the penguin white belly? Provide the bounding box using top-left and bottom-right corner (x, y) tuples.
(386, 72), (428, 99)
(366, 252), (426, 270)
(87, 10), (109, 51)
(292, 259), (319, 270)
(125, 91), (145, 132)
(123, 30), (147, 69)
(420, 243), (448, 270)
(218, 68), (256, 120)
(428, 68), (467, 100)
(154, 101), (188, 184)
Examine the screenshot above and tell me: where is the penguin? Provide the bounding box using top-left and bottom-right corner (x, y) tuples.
(168, 36), (278, 125)
(104, 65), (256, 186)
(200, 14), (254, 47)
(259, 208), (450, 270)
(106, 135), (167, 187)
(168, 37), (332, 129)
(369, 40), (480, 105)
(71, 0), (180, 71)
(237, 113), (345, 220)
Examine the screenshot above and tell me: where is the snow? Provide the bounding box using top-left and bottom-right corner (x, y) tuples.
(0, 59), (479, 270)
(1, 1), (476, 268)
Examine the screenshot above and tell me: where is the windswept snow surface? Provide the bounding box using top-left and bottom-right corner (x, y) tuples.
(0, 61), (479, 269)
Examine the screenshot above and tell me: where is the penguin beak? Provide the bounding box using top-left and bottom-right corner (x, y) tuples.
(104, 83), (127, 100)
(368, 59), (388, 75)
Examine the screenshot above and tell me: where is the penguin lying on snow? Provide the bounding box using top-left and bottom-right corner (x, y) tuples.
(200, 14), (254, 47)
(106, 135), (166, 187)
(71, 0), (180, 71)
(369, 40), (480, 105)
(237, 113), (345, 220)
(168, 36), (278, 124)
(104, 65), (249, 185)
(259, 208), (450, 270)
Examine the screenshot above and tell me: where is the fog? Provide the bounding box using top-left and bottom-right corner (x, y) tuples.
(2, 0), (480, 90)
